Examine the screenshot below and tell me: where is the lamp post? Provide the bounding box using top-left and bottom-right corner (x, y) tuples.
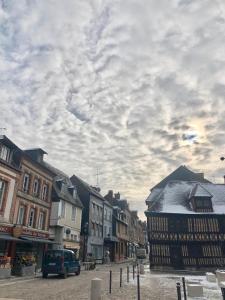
(83, 222), (89, 262)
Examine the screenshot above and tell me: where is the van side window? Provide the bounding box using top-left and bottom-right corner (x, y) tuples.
(72, 253), (76, 261)
(64, 252), (70, 261)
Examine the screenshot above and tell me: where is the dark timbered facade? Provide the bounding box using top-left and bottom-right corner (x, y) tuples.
(145, 166), (225, 270)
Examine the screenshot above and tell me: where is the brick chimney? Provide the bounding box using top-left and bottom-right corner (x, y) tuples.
(114, 192), (120, 200)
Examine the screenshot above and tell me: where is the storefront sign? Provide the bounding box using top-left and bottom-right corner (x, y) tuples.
(22, 228), (49, 239)
(0, 225), (49, 239)
(0, 226), (12, 234)
(13, 226), (23, 238)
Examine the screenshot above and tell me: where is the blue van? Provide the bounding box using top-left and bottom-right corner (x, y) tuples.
(42, 249), (80, 279)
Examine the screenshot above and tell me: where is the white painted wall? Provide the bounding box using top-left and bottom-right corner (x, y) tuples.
(50, 198), (82, 244)
(0, 165), (17, 223)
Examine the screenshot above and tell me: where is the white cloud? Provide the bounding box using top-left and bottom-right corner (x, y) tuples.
(1, 0), (225, 220)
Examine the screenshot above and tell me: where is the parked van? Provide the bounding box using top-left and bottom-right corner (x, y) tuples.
(136, 248), (146, 259)
(42, 249), (80, 279)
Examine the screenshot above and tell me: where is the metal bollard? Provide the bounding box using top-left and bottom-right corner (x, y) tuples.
(109, 270), (112, 294)
(182, 277), (187, 300)
(133, 264), (135, 280)
(137, 272), (141, 300)
(120, 268), (122, 288)
(90, 278), (102, 300)
(127, 266), (129, 283)
(221, 287), (225, 300)
(176, 282), (181, 300)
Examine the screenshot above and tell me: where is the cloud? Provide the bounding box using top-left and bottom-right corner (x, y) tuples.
(1, 0), (225, 220)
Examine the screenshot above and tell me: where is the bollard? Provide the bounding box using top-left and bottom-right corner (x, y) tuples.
(182, 277), (187, 300)
(109, 270), (112, 294)
(140, 264), (145, 275)
(127, 266), (129, 283)
(176, 282), (181, 300)
(120, 268), (122, 288)
(133, 264), (135, 280)
(91, 278), (102, 300)
(137, 272), (141, 300)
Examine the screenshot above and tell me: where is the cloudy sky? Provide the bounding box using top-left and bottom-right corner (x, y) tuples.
(1, 0), (225, 220)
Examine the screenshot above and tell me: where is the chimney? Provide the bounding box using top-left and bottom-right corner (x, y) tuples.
(114, 192), (120, 200)
(56, 179), (63, 190)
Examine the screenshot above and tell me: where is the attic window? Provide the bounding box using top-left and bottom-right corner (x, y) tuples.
(0, 145), (10, 162)
(194, 198), (213, 212)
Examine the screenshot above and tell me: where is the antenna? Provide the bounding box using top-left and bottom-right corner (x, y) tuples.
(96, 168), (99, 187)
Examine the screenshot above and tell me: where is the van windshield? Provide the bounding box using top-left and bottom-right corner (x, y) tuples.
(45, 251), (62, 262)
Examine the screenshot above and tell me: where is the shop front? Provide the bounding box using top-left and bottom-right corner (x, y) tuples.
(0, 225), (55, 276)
(0, 231), (25, 278)
(63, 240), (80, 259)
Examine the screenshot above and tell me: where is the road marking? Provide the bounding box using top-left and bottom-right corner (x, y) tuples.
(0, 278), (35, 287)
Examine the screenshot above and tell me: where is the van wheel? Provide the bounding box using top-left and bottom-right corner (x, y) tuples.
(76, 268), (80, 276)
(63, 270), (68, 279)
(42, 272), (48, 279)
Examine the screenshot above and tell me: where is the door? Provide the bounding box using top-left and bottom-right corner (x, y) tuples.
(170, 245), (183, 269)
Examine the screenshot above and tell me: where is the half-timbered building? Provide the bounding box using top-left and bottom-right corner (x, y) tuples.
(145, 166), (225, 270)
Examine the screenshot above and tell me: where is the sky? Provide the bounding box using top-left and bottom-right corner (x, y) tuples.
(1, 0), (225, 220)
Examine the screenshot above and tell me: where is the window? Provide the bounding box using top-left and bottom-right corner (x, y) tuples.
(42, 184), (48, 201)
(104, 226), (107, 237)
(60, 200), (65, 218)
(0, 180), (6, 210)
(17, 205), (25, 225)
(28, 208), (35, 227)
(71, 206), (76, 221)
(22, 173), (30, 193)
(0, 145), (10, 162)
(91, 222), (95, 236)
(38, 212), (45, 230)
(33, 179), (40, 197)
(196, 198), (211, 208)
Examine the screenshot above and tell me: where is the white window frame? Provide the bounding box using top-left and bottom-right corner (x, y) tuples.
(0, 180), (6, 210)
(71, 206), (76, 221)
(38, 211), (45, 230)
(28, 208), (35, 227)
(42, 184), (48, 201)
(22, 173), (30, 193)
(0, 145), (10, 162)
(17, 205), (25, 225)
(33, 178), (39, 196)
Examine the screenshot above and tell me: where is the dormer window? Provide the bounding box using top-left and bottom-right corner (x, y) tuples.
(0, 145), (10, 162)
(192, 197), (213, 212)
(190, 184), (213, 212)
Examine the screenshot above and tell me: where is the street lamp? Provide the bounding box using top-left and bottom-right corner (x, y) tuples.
(83, 222), (89, 262)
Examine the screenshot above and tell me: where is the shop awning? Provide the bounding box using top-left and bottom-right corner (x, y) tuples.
(0, 234), (24, 242)
(20, 236), (57, 244)
(104, 236), (119, 243)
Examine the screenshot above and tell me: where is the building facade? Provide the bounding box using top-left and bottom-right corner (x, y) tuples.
(12, 149), (55, 268)
(145, 166), (225, 270)
(46, 166), (83, 255)
(0, 136), (22, 260)
(70, 175), (104, 262)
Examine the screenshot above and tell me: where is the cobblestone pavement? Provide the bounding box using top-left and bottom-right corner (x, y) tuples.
(0, 264), (220, 300)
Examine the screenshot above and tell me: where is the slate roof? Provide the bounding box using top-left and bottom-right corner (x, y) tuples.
(70, 174), (105, 202)
(151, 165), (211, 191)
(43, 162), (83, 208)
(146, 181), (225, 214)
